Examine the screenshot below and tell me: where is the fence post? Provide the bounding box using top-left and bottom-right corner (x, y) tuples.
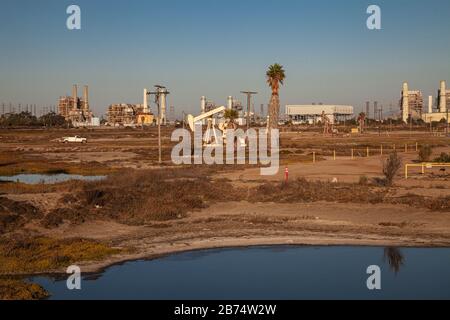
(333, 150), (336, 161)
(416, 142), (418, 152)
(405, 144), (408, 153)
(351, 148), (354, 160)
(313, 152), (316, 164)
(380, 145), (383, 156)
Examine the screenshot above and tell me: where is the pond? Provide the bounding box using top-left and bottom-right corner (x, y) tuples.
(31, 246), (450, 300)
(0, 174), (106, 184)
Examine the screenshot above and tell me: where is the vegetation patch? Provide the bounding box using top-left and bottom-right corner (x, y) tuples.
(0, 278), (48, 300)
(0, 236), (120, 275)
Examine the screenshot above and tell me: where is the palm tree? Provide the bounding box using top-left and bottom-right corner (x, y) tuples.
(223, 108), (239, 129)
(266, 63), (286, 130)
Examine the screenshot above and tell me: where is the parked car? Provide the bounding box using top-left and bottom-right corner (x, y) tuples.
(60, 136), (87, 144)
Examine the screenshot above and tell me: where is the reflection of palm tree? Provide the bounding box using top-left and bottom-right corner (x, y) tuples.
(384, 247), (404, 274)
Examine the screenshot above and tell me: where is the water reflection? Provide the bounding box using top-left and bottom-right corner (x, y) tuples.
(384, 247), (405, 274)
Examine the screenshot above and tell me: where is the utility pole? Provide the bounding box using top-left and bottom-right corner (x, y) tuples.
(148, 85), (170, 165)
(1, 103), (4, 115)
(241, 91), (258, 130)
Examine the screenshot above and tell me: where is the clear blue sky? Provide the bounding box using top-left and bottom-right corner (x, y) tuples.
(1, 0), (449, 117)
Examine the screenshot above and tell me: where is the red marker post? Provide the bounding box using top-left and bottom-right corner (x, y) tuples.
(285, 167), (289, 184)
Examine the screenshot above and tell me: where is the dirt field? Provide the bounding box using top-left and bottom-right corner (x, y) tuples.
(0, 127), (449, 286)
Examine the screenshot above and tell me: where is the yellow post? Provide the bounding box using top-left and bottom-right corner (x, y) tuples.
(405, 165), (408, 179)
(313, 152), (316, 164)
(393, 144), (396, 151)
(351, 148), (354, 160)
(367, 147), (370, 157)
(422, 164), (425, 175)
(380, 145), (383, 156)
(333, 150), (336, 161)
(416, 142), (418, 152)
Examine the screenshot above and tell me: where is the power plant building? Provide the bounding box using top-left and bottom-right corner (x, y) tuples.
(400, 82), (424, 122)
(422, 80), (450, 123)
(58, 84), (98, 127)
(285, 105), (354, 124)
(107, 103), (155, 127)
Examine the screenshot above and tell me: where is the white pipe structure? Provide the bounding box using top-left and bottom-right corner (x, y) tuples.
(186, 106), (226, 132)
(227, 96), (233, 110)
(428, 95), (433, 114)
(143, 88), (149, 113)
(402, 82), (409, 123)
(439, 80), (447, 113)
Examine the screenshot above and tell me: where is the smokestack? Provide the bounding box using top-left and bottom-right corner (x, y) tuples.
(201, 96), (206, 114)
(72, 84), (78, 109)
(366, 101), (370, 119)
(227, 96), (233, 110)
(143, 88), (149, 113)
(439, 80), (446, 113)
(402, 82), (409, 123)
(428, 95), (433, 114)
(83, 85), (89, 111)
(160, 88), (167, 125)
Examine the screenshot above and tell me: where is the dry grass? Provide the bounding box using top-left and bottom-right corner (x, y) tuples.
(0, 236), (120, 275)
(42, 167), (244, 227)
(0, 279), (48, 300)
(0, 197), (42, 233)
(251, 178), (387, 205)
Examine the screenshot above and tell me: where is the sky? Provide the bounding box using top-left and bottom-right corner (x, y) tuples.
(1, 0), (450, 118)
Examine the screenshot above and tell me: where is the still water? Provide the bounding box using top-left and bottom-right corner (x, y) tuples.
(0, 174), (105, 184)
(32, 246), (450, 300)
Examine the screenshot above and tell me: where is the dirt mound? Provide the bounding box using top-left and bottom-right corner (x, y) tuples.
(0, 197), (42, 233)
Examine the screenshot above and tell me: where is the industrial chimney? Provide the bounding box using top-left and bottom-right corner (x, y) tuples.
(428, 95), (433, 114)
(200, 96), (206, 114)
(83, 85), (89, 111)
(143, 88), (149, 113)
(439, 80), (447, 113)
(402, 82), (409, 123)
(72, 84), (78, 109)
(227, 96), (233, 110)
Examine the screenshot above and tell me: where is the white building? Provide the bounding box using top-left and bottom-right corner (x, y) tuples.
(285, 105), (354, 125)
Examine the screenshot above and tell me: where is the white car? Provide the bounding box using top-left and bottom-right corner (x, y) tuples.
(61, 136), (87, 144)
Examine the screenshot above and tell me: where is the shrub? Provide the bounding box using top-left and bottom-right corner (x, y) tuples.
(418, 145), (432, 162)
(359, 175), (369, 185)
(383, 152), (402, 187)
(435, 153), (450, 163)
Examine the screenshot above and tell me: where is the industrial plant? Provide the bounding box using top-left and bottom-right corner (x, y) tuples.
(421, 80), (450, 124)
(58, 85), (99, 127)
(400, 82), (424, 122)
(285, 104), (354, 125)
